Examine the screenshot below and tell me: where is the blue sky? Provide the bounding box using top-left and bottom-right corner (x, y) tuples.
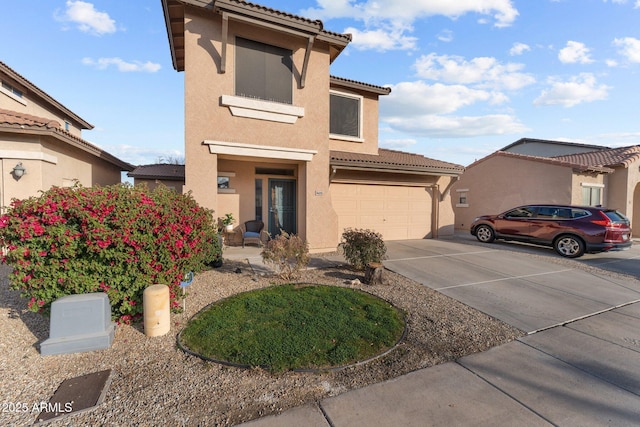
(2, 0), (640, 167)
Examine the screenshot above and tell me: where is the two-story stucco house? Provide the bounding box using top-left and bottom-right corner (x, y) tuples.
(161, 0), (463, 252)
(0, 61), (133, 208)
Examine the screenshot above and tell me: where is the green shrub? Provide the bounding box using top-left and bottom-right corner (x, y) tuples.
(340, 228), (387, 270)
(0, 183), (221, 323)
(261, 231), (309, 280)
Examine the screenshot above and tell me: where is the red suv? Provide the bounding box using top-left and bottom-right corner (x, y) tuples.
(470, 204), (632, 258)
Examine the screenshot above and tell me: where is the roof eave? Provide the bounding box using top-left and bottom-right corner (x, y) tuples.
(330, 161), (463, 177)
(0, 125), (134, 172)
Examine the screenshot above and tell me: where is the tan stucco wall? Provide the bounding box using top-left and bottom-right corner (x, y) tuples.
(0, 134), (122, 209)
(452, 156), (576, 230)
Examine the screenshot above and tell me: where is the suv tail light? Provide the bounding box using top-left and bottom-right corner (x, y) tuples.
(590, 211), (611, 227)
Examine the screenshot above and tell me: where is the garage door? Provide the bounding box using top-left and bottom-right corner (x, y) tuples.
(331, 183), (432, 240)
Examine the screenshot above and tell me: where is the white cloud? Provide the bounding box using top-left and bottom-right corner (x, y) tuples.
(303, 0), (519, 27)
(437, 29), (454, 43)
(97, 144), (183, 166)
(383, 114), (529, 138)
(346, 25), (418, 51)
(534, 73), (610, 107)
(56, 1), (116, 35)
(558, 41), (594, 64)
(379, 138), (418, 149)
(509, 42), (530, 56)
(82, 57), (161, 73)
(383, 81), (494, 115)
(613, 37), (640, 62)
(413, 53), (535, 90)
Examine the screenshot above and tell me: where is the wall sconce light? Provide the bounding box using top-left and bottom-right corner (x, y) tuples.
(12, 162), (26, 179)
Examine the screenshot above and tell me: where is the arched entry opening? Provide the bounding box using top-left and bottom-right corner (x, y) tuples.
(633, 183), (640, 236)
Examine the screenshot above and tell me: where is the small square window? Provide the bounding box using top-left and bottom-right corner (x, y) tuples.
(217, 177), (230, 189)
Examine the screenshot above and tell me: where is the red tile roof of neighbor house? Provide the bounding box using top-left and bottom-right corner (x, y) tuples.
(468, 150), (615, 174)
(127, 164), (186, 180)
(553, 145), (640, 168)
(0, 108), (134, 171)
(330, 148), (464, 176)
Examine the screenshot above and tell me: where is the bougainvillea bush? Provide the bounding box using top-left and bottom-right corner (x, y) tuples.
(0, 183), (221, 323)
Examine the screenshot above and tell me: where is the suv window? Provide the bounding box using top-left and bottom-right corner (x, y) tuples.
(571, 209), (590, 218)
(504, 206), (536, 218)
(604, 210), (629, 222)
(537, 207), (572, 219)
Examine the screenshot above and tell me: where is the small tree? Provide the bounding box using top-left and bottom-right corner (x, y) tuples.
(340, 228), (387, 270)
(261, 231), (309, 280)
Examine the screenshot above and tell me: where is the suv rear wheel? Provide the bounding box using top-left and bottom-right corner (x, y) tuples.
(475, 225), (495, 243)
(554, 235), (585, 258)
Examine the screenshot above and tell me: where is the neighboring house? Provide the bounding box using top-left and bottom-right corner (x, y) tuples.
(0, 61), (133, 208)
(127, 164), (185, 192)
(452, 139), (640, 232)
(161, 0), (463, 251)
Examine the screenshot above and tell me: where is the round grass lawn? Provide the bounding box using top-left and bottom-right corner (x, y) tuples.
(178, 284), (405, 372)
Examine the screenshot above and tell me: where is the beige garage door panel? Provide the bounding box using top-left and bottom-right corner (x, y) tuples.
(332, 183), (432, 240)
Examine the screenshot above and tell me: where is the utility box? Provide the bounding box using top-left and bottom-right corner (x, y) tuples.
(40, 293), (116, 356)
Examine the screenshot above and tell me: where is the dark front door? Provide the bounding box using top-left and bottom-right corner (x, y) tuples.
(268, 179), (296, 236)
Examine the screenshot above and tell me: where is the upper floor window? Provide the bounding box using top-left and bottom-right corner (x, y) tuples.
(330, 91), (362, 140)
(2, 80), (23, 98)
(235, 37), (293, 105)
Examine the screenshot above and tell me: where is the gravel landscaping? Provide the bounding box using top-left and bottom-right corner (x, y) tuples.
(0, 257), (524, 426)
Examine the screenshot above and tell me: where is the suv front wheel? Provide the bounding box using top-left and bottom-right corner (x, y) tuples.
(475, 224), (495, 243)
(554, 235), (585, 258)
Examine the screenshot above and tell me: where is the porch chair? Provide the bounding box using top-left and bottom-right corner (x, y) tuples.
(241, 220), (265, 248)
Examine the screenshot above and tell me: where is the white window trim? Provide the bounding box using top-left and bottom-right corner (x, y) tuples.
(456, 188), (469, 207)
(329, 90), (364, 142)
(0, 85), (27, 106)
(221, 95), (304, 124)
(580, 183), (605, 188)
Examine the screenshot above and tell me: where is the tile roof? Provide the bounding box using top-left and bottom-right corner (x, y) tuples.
(467, 151), (614, 174)
(500, 137), (609, 152)
(330, 148), (464, 176)
(553, 145), (640, 168)
(127, 164), (186, 180)
(0, 61), (93, 130)
(0, 109), (61, 129)
(0, 108), (133, 171)
(330, 75), (391, 95)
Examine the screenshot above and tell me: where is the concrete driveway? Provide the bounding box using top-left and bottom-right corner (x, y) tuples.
(383, 237), (640, 333)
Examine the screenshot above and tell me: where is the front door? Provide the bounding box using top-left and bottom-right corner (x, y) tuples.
(268, 179), (296, 236)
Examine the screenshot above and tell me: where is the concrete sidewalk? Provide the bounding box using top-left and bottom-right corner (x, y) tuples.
(229, 241), (640, 426)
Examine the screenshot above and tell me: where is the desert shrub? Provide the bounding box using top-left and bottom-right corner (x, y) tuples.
(340, 228), (387, 270)
(261, 231), (309, 280)
(0, 183), (221, 323)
